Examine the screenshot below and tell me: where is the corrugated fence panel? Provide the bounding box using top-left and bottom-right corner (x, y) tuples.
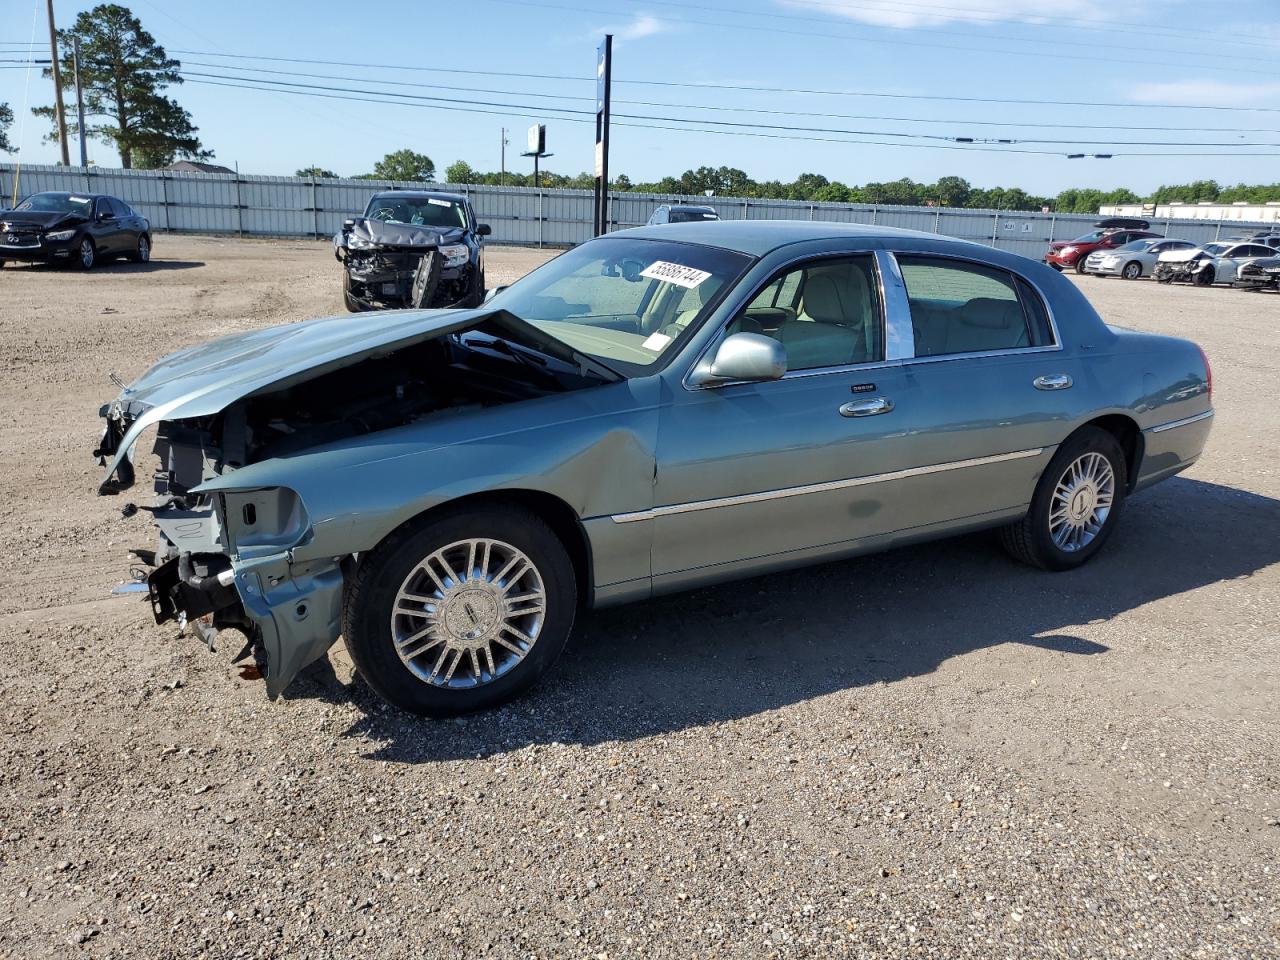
(2, 163), (1274, 255)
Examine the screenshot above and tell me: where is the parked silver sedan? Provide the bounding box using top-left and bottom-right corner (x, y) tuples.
(92, 221), (1214, 716)
(1083, 237), (1198, 280)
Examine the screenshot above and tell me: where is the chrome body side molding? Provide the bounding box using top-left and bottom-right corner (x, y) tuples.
(611, 447), (1045, 523)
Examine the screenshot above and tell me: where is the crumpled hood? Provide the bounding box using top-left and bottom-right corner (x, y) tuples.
(1, 210), (81, 230)
(98, 305), (497, 491)
(1158, 248), (1205, 263)
(346, 219), (465, 248)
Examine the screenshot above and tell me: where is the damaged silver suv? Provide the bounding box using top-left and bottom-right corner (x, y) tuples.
(334, 190), (490, 311)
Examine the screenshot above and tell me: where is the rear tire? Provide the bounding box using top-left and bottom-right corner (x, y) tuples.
(127, 234), (150, 264)
(1000, 426), (1127, 572)
(343, 504), (577, 717)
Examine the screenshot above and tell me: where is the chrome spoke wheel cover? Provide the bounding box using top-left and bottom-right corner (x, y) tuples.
(1049, 452), (1115, 553)
(138, 237), (150, 261)
(390, 538), (545, 689)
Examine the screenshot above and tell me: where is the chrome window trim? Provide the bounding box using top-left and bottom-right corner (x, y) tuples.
(610, 447), (1045, 523)
(875, 249), (915, 360)
(887, 250), (1064, 366)
(1146, 409), (1214, 434)
(681, 246), (1065, 390)
(681, 246), (889, 391)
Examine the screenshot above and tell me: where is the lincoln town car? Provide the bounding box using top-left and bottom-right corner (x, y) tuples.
(93, 221), (1214, 716)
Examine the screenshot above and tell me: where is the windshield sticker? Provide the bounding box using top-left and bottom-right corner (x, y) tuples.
(640, 261), (712, 289)
(641, 332), (672, 352)
(427, 198), (452, 207)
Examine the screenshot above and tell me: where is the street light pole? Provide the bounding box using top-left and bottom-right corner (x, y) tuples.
(45, 0), (70, 166)
(72, 35), (87, 168)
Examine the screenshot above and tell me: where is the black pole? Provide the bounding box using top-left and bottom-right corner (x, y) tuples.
(592, 34), (613, 237)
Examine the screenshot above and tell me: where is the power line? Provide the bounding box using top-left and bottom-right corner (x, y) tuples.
(181, 76), (1280, 158)
(177, 59), (1280, 135)
(167, 48), (1280, 114)
(484, 0), (1280, 77)
(176, 69), (1280, 149)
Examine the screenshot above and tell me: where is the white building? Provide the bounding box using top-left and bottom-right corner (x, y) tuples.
(1099, 201), (1280, 224)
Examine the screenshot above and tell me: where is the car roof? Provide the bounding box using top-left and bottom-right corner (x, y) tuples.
(615, 219), (949, 256)
(369, 190), (468, 203)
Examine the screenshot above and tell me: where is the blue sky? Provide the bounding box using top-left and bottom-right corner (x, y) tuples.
(3, 0), (1279, 194)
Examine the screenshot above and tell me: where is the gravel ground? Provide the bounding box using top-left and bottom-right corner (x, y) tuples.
(0, 237), (1276, 959)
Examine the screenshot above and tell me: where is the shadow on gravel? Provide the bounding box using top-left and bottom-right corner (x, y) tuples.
(332, 477), (1280, 762)
(3, 259), (205, 273)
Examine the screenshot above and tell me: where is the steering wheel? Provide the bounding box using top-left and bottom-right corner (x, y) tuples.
(371, 207), (396, 222)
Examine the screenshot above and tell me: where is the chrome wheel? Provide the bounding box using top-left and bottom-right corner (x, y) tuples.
(79, 239), (94, 269)
(1049, 452), (1115, 552)
(390, 538), (545, 689)
(1122, 262), (1141, 280)
(137, 236), (150, 262)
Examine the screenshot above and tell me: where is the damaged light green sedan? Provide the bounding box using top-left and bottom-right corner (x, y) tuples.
(94, 222), (1214, 716)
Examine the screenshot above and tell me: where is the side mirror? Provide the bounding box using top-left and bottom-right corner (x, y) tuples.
(342, 218), (355, 230)
(694, 332), (787, 385)
(476, 223), (492, 237)
(96, 211), (111, 222)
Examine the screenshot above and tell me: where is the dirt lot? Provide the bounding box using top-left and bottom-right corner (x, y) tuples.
(0, 236), (1277, 959)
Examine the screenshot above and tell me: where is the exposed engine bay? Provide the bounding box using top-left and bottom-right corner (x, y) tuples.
(334, 216), (485, 311)
(95, 323), (604, 682)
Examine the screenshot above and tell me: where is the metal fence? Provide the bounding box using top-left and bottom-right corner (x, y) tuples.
(3, 163), (1271, 256)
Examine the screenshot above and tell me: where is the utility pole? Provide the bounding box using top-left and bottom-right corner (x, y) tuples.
(45, 0), (70, 166)
(500, 127), (508, 186)
(72, 36), (87, 167)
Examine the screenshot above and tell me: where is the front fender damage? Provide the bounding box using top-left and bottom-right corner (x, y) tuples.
(230, 552), (346, 699)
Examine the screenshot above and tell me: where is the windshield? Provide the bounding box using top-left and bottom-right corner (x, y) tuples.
(1118, 239), (1156, 252)
(363, 195), (467, 229)
(489, 237), (753, 375)
(16, 192), (93, 216)
(1204, 243), (1230, 256)
(668, 207), (719, 223)
(1070, 230), (1105, 243)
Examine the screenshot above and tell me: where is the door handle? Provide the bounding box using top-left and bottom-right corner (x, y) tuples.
(1033, 374), (1073, 391)
(839, 397), (894, 418)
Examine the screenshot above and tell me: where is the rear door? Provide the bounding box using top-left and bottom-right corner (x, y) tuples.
(886, 253), (1075, 521)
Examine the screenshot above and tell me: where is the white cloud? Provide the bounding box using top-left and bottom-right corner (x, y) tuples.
(778, 0), (1111, 29)
(1130, 79), (1280, 108)
(618, 13), (667, 40)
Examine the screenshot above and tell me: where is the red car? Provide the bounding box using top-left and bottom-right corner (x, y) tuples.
(1044, 218), (1161, 274)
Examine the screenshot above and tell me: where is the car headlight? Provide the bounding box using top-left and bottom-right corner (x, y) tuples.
(1059, 246), (1076, 256)
(45, 229), (75, 242)
(438, 243), (469, 268)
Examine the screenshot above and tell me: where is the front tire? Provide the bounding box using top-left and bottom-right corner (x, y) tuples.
(1000, 426), (1127, 571)
(342, 271), (368, 312)
(343, 504), (577, 716)
(1121, 261), (1142, 280)
(1073, 257), (1090, 275)
(1193, 268), (1214, 287)
(76, 237), (95, 270)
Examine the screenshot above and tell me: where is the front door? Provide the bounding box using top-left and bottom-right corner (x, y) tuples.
(650, 254), (920, 589)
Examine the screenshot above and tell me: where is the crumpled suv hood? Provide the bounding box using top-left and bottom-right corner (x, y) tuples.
(97, 305), (492, 492)
(346, 219), (465, 248)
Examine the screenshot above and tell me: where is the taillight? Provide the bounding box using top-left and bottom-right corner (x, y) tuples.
(1198, 345), (1212, 402)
